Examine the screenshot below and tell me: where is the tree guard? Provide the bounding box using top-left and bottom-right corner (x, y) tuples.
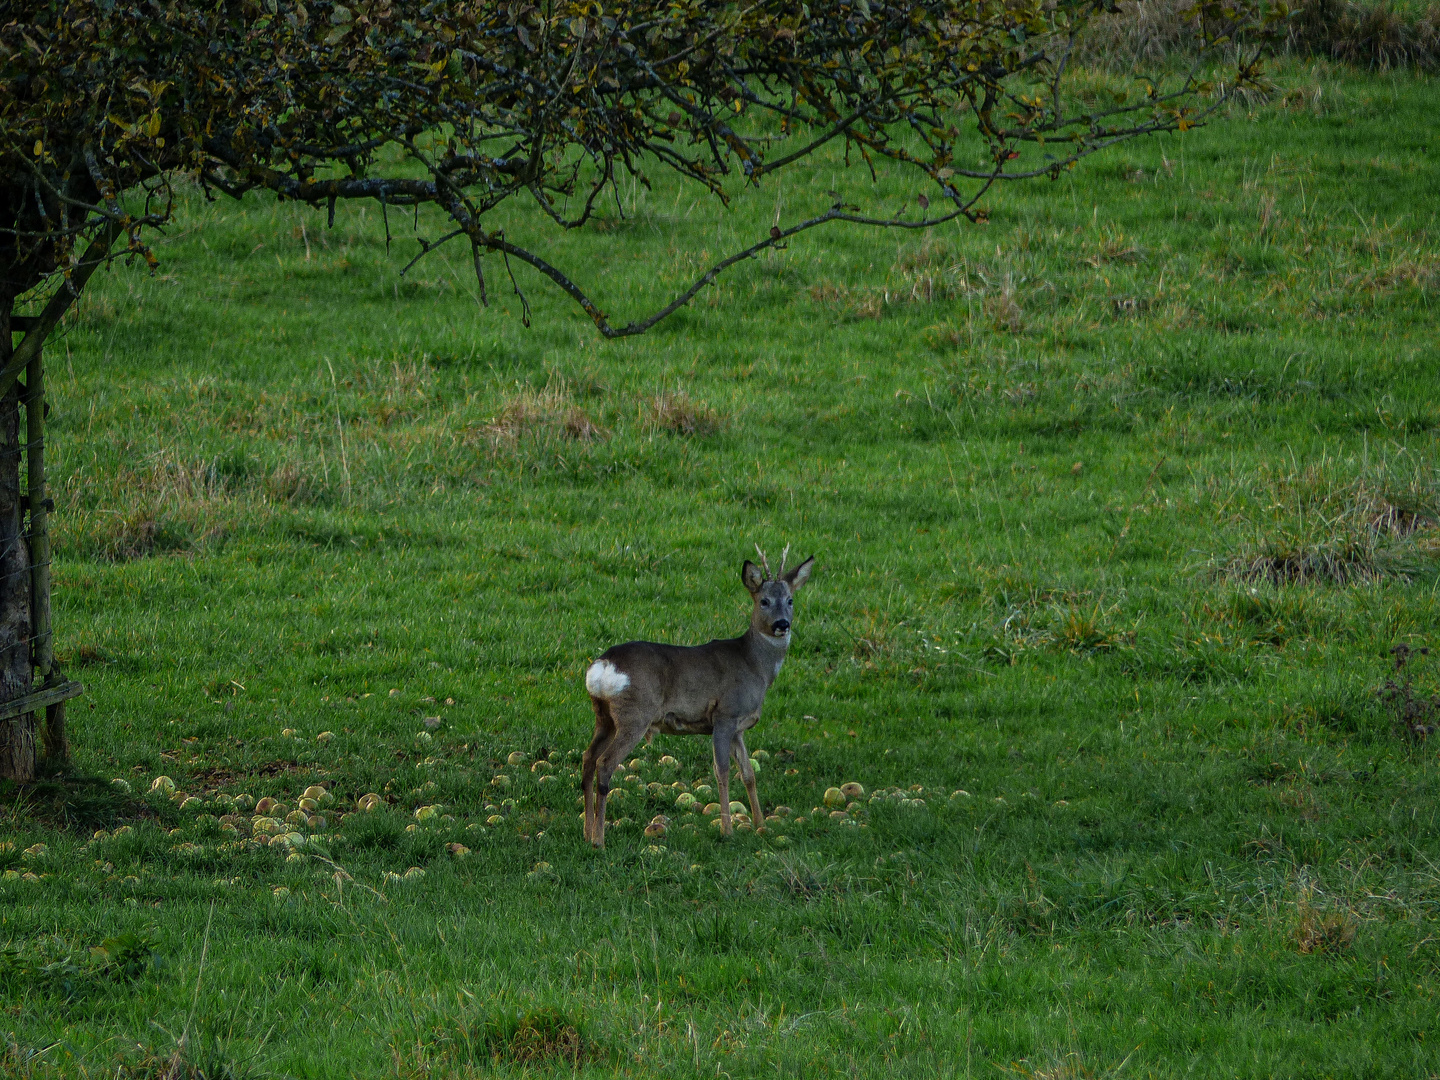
(0, 315), (83, 782)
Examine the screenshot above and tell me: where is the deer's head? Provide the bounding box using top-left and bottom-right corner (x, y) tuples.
(742, 546), (814, 643)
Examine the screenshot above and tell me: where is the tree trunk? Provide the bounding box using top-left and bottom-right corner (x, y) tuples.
(0, 299), (33, 781)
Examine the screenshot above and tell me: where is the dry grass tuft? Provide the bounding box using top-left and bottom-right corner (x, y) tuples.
(1053, 602), (1124, 653)
(456, 1008), (594, 1068)
(850, 608), (903, 662)
(1280, 81), (1329, 115)
(264, 462), (321, 505)
(1292, 0), (1440, 70)
(491, 1016), (584, 1066)
(95, 512), (190, 562)
(1084, 232), (1142, 267)
(811, 237), (974, 318)
(1005, 1050), (1111, 1080)
(1072, 0), (1440, 71)
(987, 283), (1025, 333)
(1222, 537), (1396, 586)
(808, 280), (885, 319)
(1349, 257), (1440, 295)
(1292, 902), (1358, 954)
(1217, 461), (1439, 585)
(645, 390), (723, 437)
(890, 236), (968, 303)
(1071, 0), (1201, 69)
(479, 384), (608, 448)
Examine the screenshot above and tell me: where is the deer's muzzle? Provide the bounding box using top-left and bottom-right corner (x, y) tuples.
(771, 620), (791, 636)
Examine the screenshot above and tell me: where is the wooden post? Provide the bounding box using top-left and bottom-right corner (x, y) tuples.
(27, 349), (66, 762)
(0, 316), (81, 780)
(0, 305), (32, 781)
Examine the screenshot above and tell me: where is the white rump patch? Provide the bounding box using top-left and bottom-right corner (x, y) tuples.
(585, 659), (631, 699)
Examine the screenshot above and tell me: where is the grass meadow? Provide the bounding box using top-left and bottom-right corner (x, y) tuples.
(2, 58), (1439, 1078)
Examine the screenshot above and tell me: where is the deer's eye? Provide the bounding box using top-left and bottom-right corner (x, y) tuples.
(761, 599), (770, 607)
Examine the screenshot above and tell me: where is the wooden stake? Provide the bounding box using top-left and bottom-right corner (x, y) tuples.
(0, 307), (32, 781)
(26, 351), (65, 762)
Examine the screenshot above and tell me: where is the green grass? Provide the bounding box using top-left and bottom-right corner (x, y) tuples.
(3, 60), (1439, 1078)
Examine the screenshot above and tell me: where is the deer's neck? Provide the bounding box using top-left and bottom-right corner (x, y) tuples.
(744, 626), (790, 684)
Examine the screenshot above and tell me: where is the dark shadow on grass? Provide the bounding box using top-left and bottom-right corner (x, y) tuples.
(0, 764), (158, 832)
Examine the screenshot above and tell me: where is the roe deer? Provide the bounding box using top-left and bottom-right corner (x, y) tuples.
(582, 546), (814, 848)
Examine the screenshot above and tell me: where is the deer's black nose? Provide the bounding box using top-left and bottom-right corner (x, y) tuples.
(772, 620), (791, 635)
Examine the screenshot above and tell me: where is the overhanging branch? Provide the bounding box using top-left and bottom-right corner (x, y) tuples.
(1, 222), (124, 396)
(479, 195), (987, 339)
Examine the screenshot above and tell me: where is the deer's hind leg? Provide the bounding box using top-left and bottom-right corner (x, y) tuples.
(582, 697), (617, 843)
(588, 702), (655, 849)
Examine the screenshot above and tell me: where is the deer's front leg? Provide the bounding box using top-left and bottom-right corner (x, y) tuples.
(712, 728), (734, 836)
(733, 730), (764, 830)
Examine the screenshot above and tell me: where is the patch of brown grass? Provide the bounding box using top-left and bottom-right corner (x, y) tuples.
(134, 450), (234, 503)
(808, 280), (885, 319)
(443, 1008), (598, 1069)
(850, 608), (909, 664)
(477, 384), (608, 448)
(1070, 0), (1440, 72)
(890, 236), (968, 303)
(63, 642), (110, 667)
(812, 237), (978, 318)
(94, 512), (191, 562)
(1221, 537), (1392, 586)
(1084, 232), (1142, 267)
(987, 284), (1025, 333)
(1292, 902), (1358, 954)
(492, 1015), (584, 1066)
(1280, 81), (1329, 115)
(645, 390), (723, 437)
(1005, 1050), (1115, 1080)
(264, 461), (322, 505)
(1349, 257), (1440, 295)
(1052, 602), (1125, 654)
(1070, 0), (1201, 69)
(1292, 0), (1440, 70)
(1216, 459), (1440, 585)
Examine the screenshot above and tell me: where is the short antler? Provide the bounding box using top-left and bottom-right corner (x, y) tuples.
(778, 544), (791, 577)
(753, 544), (772, 580)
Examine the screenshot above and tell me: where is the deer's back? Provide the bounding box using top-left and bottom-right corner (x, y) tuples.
(596, 636), (765, 725)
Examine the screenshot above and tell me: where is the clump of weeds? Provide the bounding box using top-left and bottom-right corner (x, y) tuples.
(1379, 642), (1439, 741)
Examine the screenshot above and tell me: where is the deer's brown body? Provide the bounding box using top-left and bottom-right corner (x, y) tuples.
(582, 551), (813, 848)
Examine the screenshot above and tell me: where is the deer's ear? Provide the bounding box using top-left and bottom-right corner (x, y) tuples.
(741, 560), (766, 594)
(784, 556), (815, 592)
